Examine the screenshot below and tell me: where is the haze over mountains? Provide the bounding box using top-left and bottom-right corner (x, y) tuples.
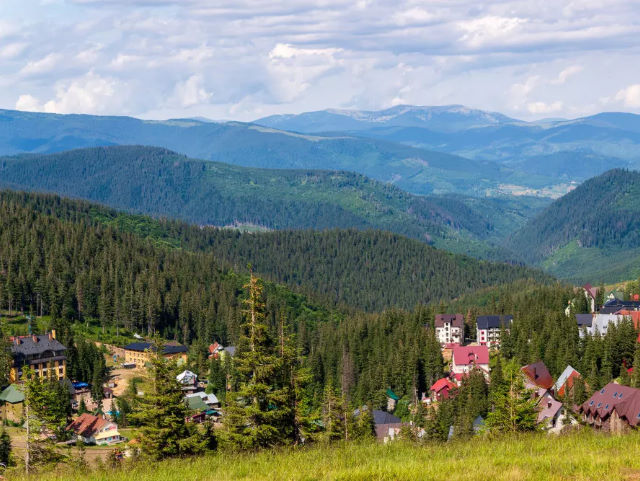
(1, 105), (639, 283)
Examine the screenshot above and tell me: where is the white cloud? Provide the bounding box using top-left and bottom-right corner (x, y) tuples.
(15, 94), (42, 111)
(42, 73), (119, 114)
(552, 65), (583, 84)
(615, 84), (640, 108)
(458, 16), (526, 48)
(19, 53), (61, 76)
(173, 74), (212, 107)
(527, 101), (564, 114)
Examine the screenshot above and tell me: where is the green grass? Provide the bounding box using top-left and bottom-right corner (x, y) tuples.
(29, 431), (640, 481)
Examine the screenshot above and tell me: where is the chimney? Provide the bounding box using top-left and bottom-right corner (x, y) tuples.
(32, 334), (38, 343)
(48, 332), (53, 341)
(547, 400), (552, 408)
(51, 329), (56, 340)
(14, 338), (20, 346)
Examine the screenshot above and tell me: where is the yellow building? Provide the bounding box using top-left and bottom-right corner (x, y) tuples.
(123, 341), (188, 367)
(10, 331), (67, 382)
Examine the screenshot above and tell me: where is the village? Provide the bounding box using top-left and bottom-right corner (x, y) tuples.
(0, 282), (639, 458)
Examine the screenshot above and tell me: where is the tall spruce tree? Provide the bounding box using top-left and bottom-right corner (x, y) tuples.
(486, 360), (538, 434)
(131, 341), (207, 459)
(223, 273), (292, 449)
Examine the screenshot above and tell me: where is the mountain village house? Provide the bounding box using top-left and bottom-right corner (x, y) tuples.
(123, 341), (188, 367)
(451, 345), (489, 378)
(67, 413), (123, 445)
(435, 314), (464, 346)
(9, 331), (66, 382)
(580, 383), (640, 433)
(476, 315), (512, 348)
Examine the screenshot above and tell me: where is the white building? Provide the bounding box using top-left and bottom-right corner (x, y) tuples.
(476, 315), (513, 348)
(435, 314), (464, 345)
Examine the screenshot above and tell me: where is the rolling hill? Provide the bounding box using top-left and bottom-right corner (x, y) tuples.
(0, 190), (551, 312)
(0, 145), (545, 260)
(507, 169), (640, 282)
(0, 108), (560, 196)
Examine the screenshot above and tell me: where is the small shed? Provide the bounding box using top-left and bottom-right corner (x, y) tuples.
(0, 384), (25, 422)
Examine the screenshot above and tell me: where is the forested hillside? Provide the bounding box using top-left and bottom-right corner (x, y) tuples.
(0, 145), (537, 260)
(507, 169), (640, 282)
(0, 191), (550, 313)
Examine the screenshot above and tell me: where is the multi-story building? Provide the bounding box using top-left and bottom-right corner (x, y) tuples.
(476, 315), (513, 348)
(434, 314), (464, 345)
(123, 341), (188, 367)
(10, 331), (67, 382)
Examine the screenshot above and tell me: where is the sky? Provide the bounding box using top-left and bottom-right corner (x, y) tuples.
(1, 0), (639, 121)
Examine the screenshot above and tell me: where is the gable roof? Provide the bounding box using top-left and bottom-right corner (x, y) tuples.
(476, 315), (513, 330)
(186, 395), (209, 412)
(434, 314), (464, 329)
(430, 378), (456, 393)
(452, 345), (489, 366)
(372, 410), (401, 425)
(583, 283), (598, 300)
(124, 342), (187, 354)
(576, 314), (594, 327)
(537, 393), (562, 423)
(11, 333), (66, 357)
(386, 388), (399, 401)
(67, 413), (110, 438)
(612, 388), (640, 427)
(580, 383), (640, 420)
(554, 365), (581, 396)
(0, 384), (24, 404)
(521, 361), (554, 390)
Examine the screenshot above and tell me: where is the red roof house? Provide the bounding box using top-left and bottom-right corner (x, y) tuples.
(521, 361), (554, 394)
(430, 378), (457, 401)
(580, 383), (640, 432)
(451, 345), (489, 375)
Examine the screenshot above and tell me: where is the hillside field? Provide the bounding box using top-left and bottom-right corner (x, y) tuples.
(32, 431), (640, 481)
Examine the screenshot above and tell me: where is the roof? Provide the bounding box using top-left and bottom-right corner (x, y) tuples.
(224, 346), (236, 356)
(452, 345), (489, 366)
(208, 342), (221, 354)
(176, 370), (197, 384)
(186, 395), (209, 412)
(580, 383), (640, 421)
(583, 283), (598, 300)
(576, 314), (594, 327)
(537, 393), (563, 423)
(612, 388), (640, 427)
(434, 314), (464, 329)
(476, 315), (513, 330)
(554, 365), (581, 396)
(123, 342), (188, 355)
(616, 310), (640, 329)
(0, 384), (24, 404)
(600, 299), (640, 314)
(186, 391), (219, 405)
(521, 361), (554, 390)
(67, 413), (110, 438)
(372, 410), (401, 425)
(430, 378), (456, 393)
(11, 333), (66, 357)
(386, 388), (399, 401)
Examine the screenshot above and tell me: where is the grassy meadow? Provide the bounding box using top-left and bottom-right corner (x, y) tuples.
(29, 430), (640, 481)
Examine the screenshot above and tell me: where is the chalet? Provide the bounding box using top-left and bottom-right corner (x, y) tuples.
(580, 383), (640, 432)
(123, 341), (188, 367)
(451, 345), (489, 377)
(535, 392), (572, 432)
(434, 314), (464, 346)
(372, 409), (404, 442)
(476, 315), (512, 348)
(208, 342), (223, 359)
(554, 365), (581, 398)
(10, 331), (66, 382)
(430, 378), (457, 401)
(67, 413), (123, 445)
(521, 361), (554, 397)
(186, 391), (220, 409)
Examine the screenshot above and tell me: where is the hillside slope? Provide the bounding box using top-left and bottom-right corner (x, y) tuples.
(0, 108), (556, 196)
(0, 145), (534, 260)
(507, 169), (640, 282)
(0, 191), (551, 311)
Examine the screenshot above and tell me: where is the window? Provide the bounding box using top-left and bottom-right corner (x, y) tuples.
(620, 393), (624, 399)
(605, 404), (609, 409)
(589, 401), (594, 406)
(613, 392), (618, 398)
(597, 403), (602, 408)
(600, 388), (606, 394)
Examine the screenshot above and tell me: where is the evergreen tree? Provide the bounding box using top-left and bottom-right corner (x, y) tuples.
(0, 320), (13, 388)
(486, 360), (538, 434)
(222, 273), (292, 449)
(320, 381), (345, 442)
(0, 428), (11, 466)
(131, 341), (207, 459)
(631, 343), (640, 388)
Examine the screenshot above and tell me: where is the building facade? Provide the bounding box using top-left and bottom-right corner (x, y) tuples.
(123, 341), (188, 366)
(435, 314), (464, 345)
(476, 315), (513, 348)
(10, 331), (66, 382)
